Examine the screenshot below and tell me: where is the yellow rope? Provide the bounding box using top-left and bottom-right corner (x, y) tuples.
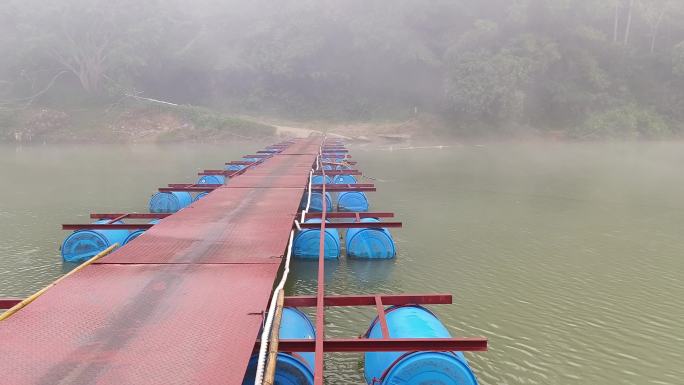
(0, 243), (119, 321)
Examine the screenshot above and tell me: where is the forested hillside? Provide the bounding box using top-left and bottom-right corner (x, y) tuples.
(2, 0), (684, 139)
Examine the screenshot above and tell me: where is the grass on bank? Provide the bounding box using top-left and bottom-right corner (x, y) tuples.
(0, 101), (277, 143)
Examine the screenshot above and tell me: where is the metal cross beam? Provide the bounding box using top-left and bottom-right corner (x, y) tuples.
(313, 170), (361, 175)
(302, 212), (394, 219)
(62, 223), (154, 230)
(310, 184), (375, 192)
(225, 161), (260, 165)
(298, 221), (402, 229)
(0, 298), (22, 309)
(89, 213), (171, 219)
(199, 170), (241, 176)
(257, 338), (488, 353)
(284, 293), (451, 307)
(159, 186), (218, 192)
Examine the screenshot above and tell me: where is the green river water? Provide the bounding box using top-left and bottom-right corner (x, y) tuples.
(0, 142), (682, 385)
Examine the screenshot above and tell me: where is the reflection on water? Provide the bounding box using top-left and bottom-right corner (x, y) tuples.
(1, 142), (683, 385)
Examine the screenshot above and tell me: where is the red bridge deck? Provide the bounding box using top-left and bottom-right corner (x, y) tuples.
(0, 138), (321, 385)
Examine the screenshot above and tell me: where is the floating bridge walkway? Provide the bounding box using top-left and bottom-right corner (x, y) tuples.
(0, 137), (487, 385)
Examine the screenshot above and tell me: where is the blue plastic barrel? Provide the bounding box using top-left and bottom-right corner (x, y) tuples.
(149, 191), (193, 213)
(242, 307), (315, 385)
(122, 219), (160, 245)
(365, 305), (478, 385)
(312, 175), (332, 185)
(322, 157), (344, 163)
(197, 174), (226, 185)
(337, 191), (369, 212)
(293, 219), (340, 259)
(61, 220), (129, 263)
(225, 164), (247, 171)
(302, 192), (332, 212)
(193, 191), (209, 202)
(333, 174), (358, 184)
(345, 218), (396, 259)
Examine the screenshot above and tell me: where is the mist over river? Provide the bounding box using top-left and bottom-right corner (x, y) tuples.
(1, 142), (682, 385)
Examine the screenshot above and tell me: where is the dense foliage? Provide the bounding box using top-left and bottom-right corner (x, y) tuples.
(2, 0), (684, 138)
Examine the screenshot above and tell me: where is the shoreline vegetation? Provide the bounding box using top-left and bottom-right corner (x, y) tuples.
(3, 1), (684, 144)
(2, 99), (682, 144)
(0, 103), (277, 144)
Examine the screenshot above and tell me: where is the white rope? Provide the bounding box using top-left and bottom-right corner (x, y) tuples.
(254, 168), (314, 385)
(301, 170), (313, 223)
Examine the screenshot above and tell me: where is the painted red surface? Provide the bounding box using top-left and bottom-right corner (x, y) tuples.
(0, 138), (321, 385)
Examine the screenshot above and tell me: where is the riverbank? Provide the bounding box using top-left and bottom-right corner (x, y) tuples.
(0, 104), (436, 144)
(3, 103), (677, 144)
(0, 105), (277, 144)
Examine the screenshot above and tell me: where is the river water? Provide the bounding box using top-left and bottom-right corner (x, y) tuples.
(0, 142), (682, 385)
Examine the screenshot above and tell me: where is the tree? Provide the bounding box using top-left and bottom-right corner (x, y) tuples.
(10, 0), (168, 94)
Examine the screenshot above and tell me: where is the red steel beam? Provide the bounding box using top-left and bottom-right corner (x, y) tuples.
(242, 154), (272, 158)
(167, 183), (222, 188)
(313, 170), (361, 175)
(298, 222), (402, 229)
(322, 160), (357, 165)
(313, 166), (328, 385)
(303, 212), (394, 219)
(159, 186), (217, 192)
(225, 161), (259, 165)
(0, 298), (22, 309)
(199, 170), (243, 176)
(90, 213), (171, 219)
(375, 296), (390, 338)
(63, 224), (154, 230)
(311, 185), (375, 192)
(313, 183), (373, 188)
(259, 338), (488, 352)
(284, 293), (452, 307)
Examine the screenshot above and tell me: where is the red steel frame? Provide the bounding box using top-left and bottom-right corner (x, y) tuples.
(63, 213), (172, 230)
(53, 138), (488, 383)
(313, 169), (361, 175)
(241, 154), (273, 158)
(63, 212), (402, 231)
(313, 160), (327, 384)
(0, 298), (21, 309)
(296, 140), (486, 385)
(310, 184), (376, 192)
(299, 221), (402, 229)
(90, 213), (171, 219)
(303, 212), (394, 219)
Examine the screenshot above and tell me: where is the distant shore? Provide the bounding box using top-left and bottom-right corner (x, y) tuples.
(3, 104), (679, 144)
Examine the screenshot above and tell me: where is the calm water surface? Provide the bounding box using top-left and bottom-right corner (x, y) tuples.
(1, 142), (682, 385)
